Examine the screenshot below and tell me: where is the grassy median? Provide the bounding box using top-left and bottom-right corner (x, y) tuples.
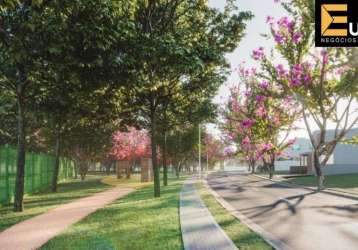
(41, 176), (185, 250)
(285, 173), (358, 194)
(0, 175), (111, 232)
(197, 183), (272, 250)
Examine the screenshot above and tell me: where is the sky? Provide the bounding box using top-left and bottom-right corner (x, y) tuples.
(206, 0), (304, 138)
(207, 0), (358, 140)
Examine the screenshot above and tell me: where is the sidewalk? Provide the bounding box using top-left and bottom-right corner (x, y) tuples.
(180, 178), (237, 250)
(0, 186), (134, 250)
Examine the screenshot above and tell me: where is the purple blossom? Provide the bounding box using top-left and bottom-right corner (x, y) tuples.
(293, 32), (302, 43)
(252, 47), (265, 60)
(242, 119), (255, 129)
(259, 81), (269, 89)
(243, 136), (251, 145)
(275, 64), (287, 77)
(303, 74), (312, 84)
(244, 91), (252, 97)
(255, 95), (265, 102)
(277, 17), (295, 31)
(290, 78), (301, 87)
(266, 16), (274, 24)
(274, 32), (284, 44)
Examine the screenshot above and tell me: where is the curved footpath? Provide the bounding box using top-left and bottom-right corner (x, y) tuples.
(0, 187), (134, 250)
(180, 177), (238, 250)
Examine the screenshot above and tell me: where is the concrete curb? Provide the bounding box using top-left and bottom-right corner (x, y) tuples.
(202, 178), (293, 250)
(253, 174), (358, 202)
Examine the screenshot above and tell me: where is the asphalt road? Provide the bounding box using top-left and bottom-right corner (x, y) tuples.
(207, 171), (358, 250)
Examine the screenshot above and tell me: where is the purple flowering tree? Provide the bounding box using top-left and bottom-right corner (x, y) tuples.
(258, 1), (358, 189)
(222, 62), (298, 177)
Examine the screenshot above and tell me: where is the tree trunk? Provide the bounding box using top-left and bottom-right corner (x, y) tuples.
(105, 162), (112, 175)
(250, 159), (256, 174)
(313, 151), (325, 190)
(14, 91), (26, 212)
(74, 163), (78, 179)
(150, 108), (160, 197)
(175, 165), (180, 179)
(269, 154), (275, 180)
(126, 163), (131, 179)
(51, 130), (61, 192)
(79, 161), (88, 181)
(116, 162), (122, 179)
(163, 131), (168, 186)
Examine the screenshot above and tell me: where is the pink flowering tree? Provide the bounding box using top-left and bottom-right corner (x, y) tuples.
(111, 127), (151, 178)
(257, 1), (358, 189)
(203, 134), (228, 169)
(223, 63), (298, 177)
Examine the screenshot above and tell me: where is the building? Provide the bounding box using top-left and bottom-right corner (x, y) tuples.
(306, 128), (358, 175)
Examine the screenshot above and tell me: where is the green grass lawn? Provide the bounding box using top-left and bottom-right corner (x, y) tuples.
(197, 183), (272, 250)
(286, 173), (358, 193)
(41, 177), (185, 250)
(0, 175), (110, 232)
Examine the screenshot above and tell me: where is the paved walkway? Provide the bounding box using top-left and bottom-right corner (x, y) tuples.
(180, 178), (237, 250)
(0, 187), (134, 250)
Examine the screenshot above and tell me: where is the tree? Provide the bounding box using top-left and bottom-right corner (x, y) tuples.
(222, 61), (298, 176)
(203, 133), (227, 170)
(120, 0), (251, 197)
(0, 1), (53, 211)
(0, 0), (126, 209)
(165, 124), (200, 178)
(258, 1), (358, 189)
(111, 127), (151, 179)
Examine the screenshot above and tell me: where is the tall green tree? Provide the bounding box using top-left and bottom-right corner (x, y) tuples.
(0, 0), (126, 210)
(121, 0), (251, 197)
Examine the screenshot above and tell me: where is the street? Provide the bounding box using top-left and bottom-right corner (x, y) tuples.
(207, 171), (358, 250)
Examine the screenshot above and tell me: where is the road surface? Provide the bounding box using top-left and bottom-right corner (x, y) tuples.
(207, 171), (358, 250)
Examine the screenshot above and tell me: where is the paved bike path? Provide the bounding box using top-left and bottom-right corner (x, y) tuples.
(0, 187), (134, 250)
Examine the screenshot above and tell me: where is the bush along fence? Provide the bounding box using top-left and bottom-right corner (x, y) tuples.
(0, 145), (75, 205)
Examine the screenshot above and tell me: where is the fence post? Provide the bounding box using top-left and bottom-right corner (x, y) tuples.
(32, 153), (35, 192)
(4, 146), (10, 203)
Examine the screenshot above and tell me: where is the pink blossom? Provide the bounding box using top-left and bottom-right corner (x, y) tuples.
(274, 32), (284, 44)
(259, 81), (269, 89)
(242, 136), (251, 145)
(262, 143), (273, 151)
(111, 127), (151, 161)
(252, 47), (265, 60)
(292, 32), (302, 43)
(242, 119), (255, 129)
(266, 16), (274, 24)
(287, 138), (296, 145)
(255, 105), (267, 118)
(277, 17), (295, 31)
(276, 64), (287, 77)
(244, 91), (252, 97)
(255, 95), (265, 102)
(290, 78), (301, 87)
(303, 74), (312, 84)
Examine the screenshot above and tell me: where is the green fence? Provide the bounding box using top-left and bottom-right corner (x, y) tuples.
(0, 145), (75, 205)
